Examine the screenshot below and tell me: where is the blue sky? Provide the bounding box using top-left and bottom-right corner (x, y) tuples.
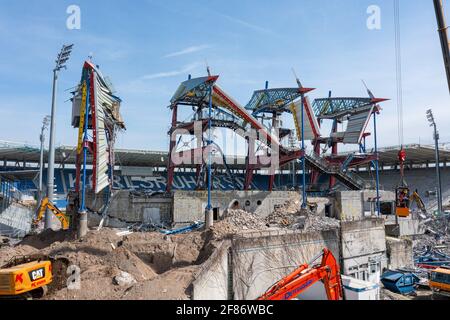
(0, 0), (448, 152)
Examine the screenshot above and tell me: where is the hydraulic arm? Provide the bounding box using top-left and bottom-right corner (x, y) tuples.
(257, 248), (343, 300)
(34, 197), (69, 230)
(434, 0), (450, 93)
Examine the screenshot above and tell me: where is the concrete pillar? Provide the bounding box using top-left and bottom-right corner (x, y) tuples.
(205, 208), (213, 229)
(77, 210), (88, 238)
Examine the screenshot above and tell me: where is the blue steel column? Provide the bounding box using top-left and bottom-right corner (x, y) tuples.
(373, 111), (381, 216)
(207, 85), (213, 211)
(80, 79), (90, 213)
(301, 95), (307, 209)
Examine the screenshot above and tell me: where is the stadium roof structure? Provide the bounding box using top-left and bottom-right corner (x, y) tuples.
(0, 141), (449, 169)
(245, 88), (303, 115)
(365, 144), (450, 166)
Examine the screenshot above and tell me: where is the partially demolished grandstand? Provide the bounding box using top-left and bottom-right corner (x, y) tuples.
(71, 61), (125, 195)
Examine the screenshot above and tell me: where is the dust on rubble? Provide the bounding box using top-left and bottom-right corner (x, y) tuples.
(210, 209), (269, 239)
(0, 228), (215, 300)
(210, 200), (340, 240)
(267, 199), (340, 231)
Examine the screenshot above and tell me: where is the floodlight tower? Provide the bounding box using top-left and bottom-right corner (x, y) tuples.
(426, 109), (443, 214)
(38, 115), (51, 203)
(45, 44), (73, 229)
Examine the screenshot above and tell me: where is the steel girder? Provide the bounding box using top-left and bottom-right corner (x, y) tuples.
(245, 88), (303, 115)
(312, 97), (374, 119)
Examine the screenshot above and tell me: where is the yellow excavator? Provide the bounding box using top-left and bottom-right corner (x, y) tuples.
(0, 254), (69, 299)
(33, 197), (70, 231)
(0, 198), (71, 299)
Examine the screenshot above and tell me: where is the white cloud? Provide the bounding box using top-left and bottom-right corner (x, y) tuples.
(219, 14), (276, 36)
(141, 62), (202, 80)
(164, 45), (211, 58)
(118, 62), (204, 95)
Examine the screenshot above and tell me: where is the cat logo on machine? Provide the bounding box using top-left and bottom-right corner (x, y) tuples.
(29, 268), (45, 282)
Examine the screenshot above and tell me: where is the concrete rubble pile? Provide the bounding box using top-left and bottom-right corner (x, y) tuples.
(266, 199), (340, 231)
(410, 214), (450, 282)
(226, 209), (268, 230)
(210, 209), (269, 239)
(414, 214), (450, 255)
(211, 200), (341, 239)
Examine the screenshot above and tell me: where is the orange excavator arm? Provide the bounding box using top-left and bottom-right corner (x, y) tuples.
(257, 248), (343, 301)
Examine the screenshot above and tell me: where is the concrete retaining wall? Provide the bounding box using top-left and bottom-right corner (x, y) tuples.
(385, 218), (425, 237)
(386, 237), (414, 269)
(192, 218), (392, 300)
(192, 241), (231, 300)
(335, 191), (395, 221)
(230, 229), (340, 300)
(173, 191), (300, 226)
(191, 229), (340, 300)
(335, 191), (364, 221)
(340, 219), (387, 284)
(83, 190), (172, 225)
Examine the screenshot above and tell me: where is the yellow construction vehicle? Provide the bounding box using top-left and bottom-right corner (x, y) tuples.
(0, 255), (69, 299)
(34, 197), (70, 230)
(410, 190), (427, 214)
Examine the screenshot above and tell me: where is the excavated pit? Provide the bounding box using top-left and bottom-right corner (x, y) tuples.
(0, 227), (220, 300)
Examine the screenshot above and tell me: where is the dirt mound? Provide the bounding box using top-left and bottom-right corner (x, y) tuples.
(121, 266), (199, 300)
(103, 246), (157, 281)
(46, 265), (124, 300)
(119, 230), (208, 273)
(0, 245), (38, 266)
(20, 229), (76, 250)
(0, 227), (213, 300)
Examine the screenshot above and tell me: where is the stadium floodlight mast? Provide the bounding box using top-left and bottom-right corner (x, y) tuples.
(38, 115), (51, 204)
(45, 44), (74, 230)
(426, 109), (443, 215)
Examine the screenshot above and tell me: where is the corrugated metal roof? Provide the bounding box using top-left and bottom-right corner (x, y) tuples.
(343, 106), (374, 144)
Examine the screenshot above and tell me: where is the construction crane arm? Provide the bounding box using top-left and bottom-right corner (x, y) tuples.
(34, 197), (69, 230)
(257, 249), (343, 301)
(433, 0), (450, 93)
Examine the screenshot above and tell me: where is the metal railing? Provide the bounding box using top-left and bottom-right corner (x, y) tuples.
(305, 152), (375, 190)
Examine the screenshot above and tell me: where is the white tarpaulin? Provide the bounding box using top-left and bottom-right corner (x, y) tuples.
(343, 106), (374, 144)
(290, 97), (321, 141)
(94, 73), (111, 194)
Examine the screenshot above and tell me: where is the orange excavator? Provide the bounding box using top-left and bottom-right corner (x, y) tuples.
(257, 248), (343, 300)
